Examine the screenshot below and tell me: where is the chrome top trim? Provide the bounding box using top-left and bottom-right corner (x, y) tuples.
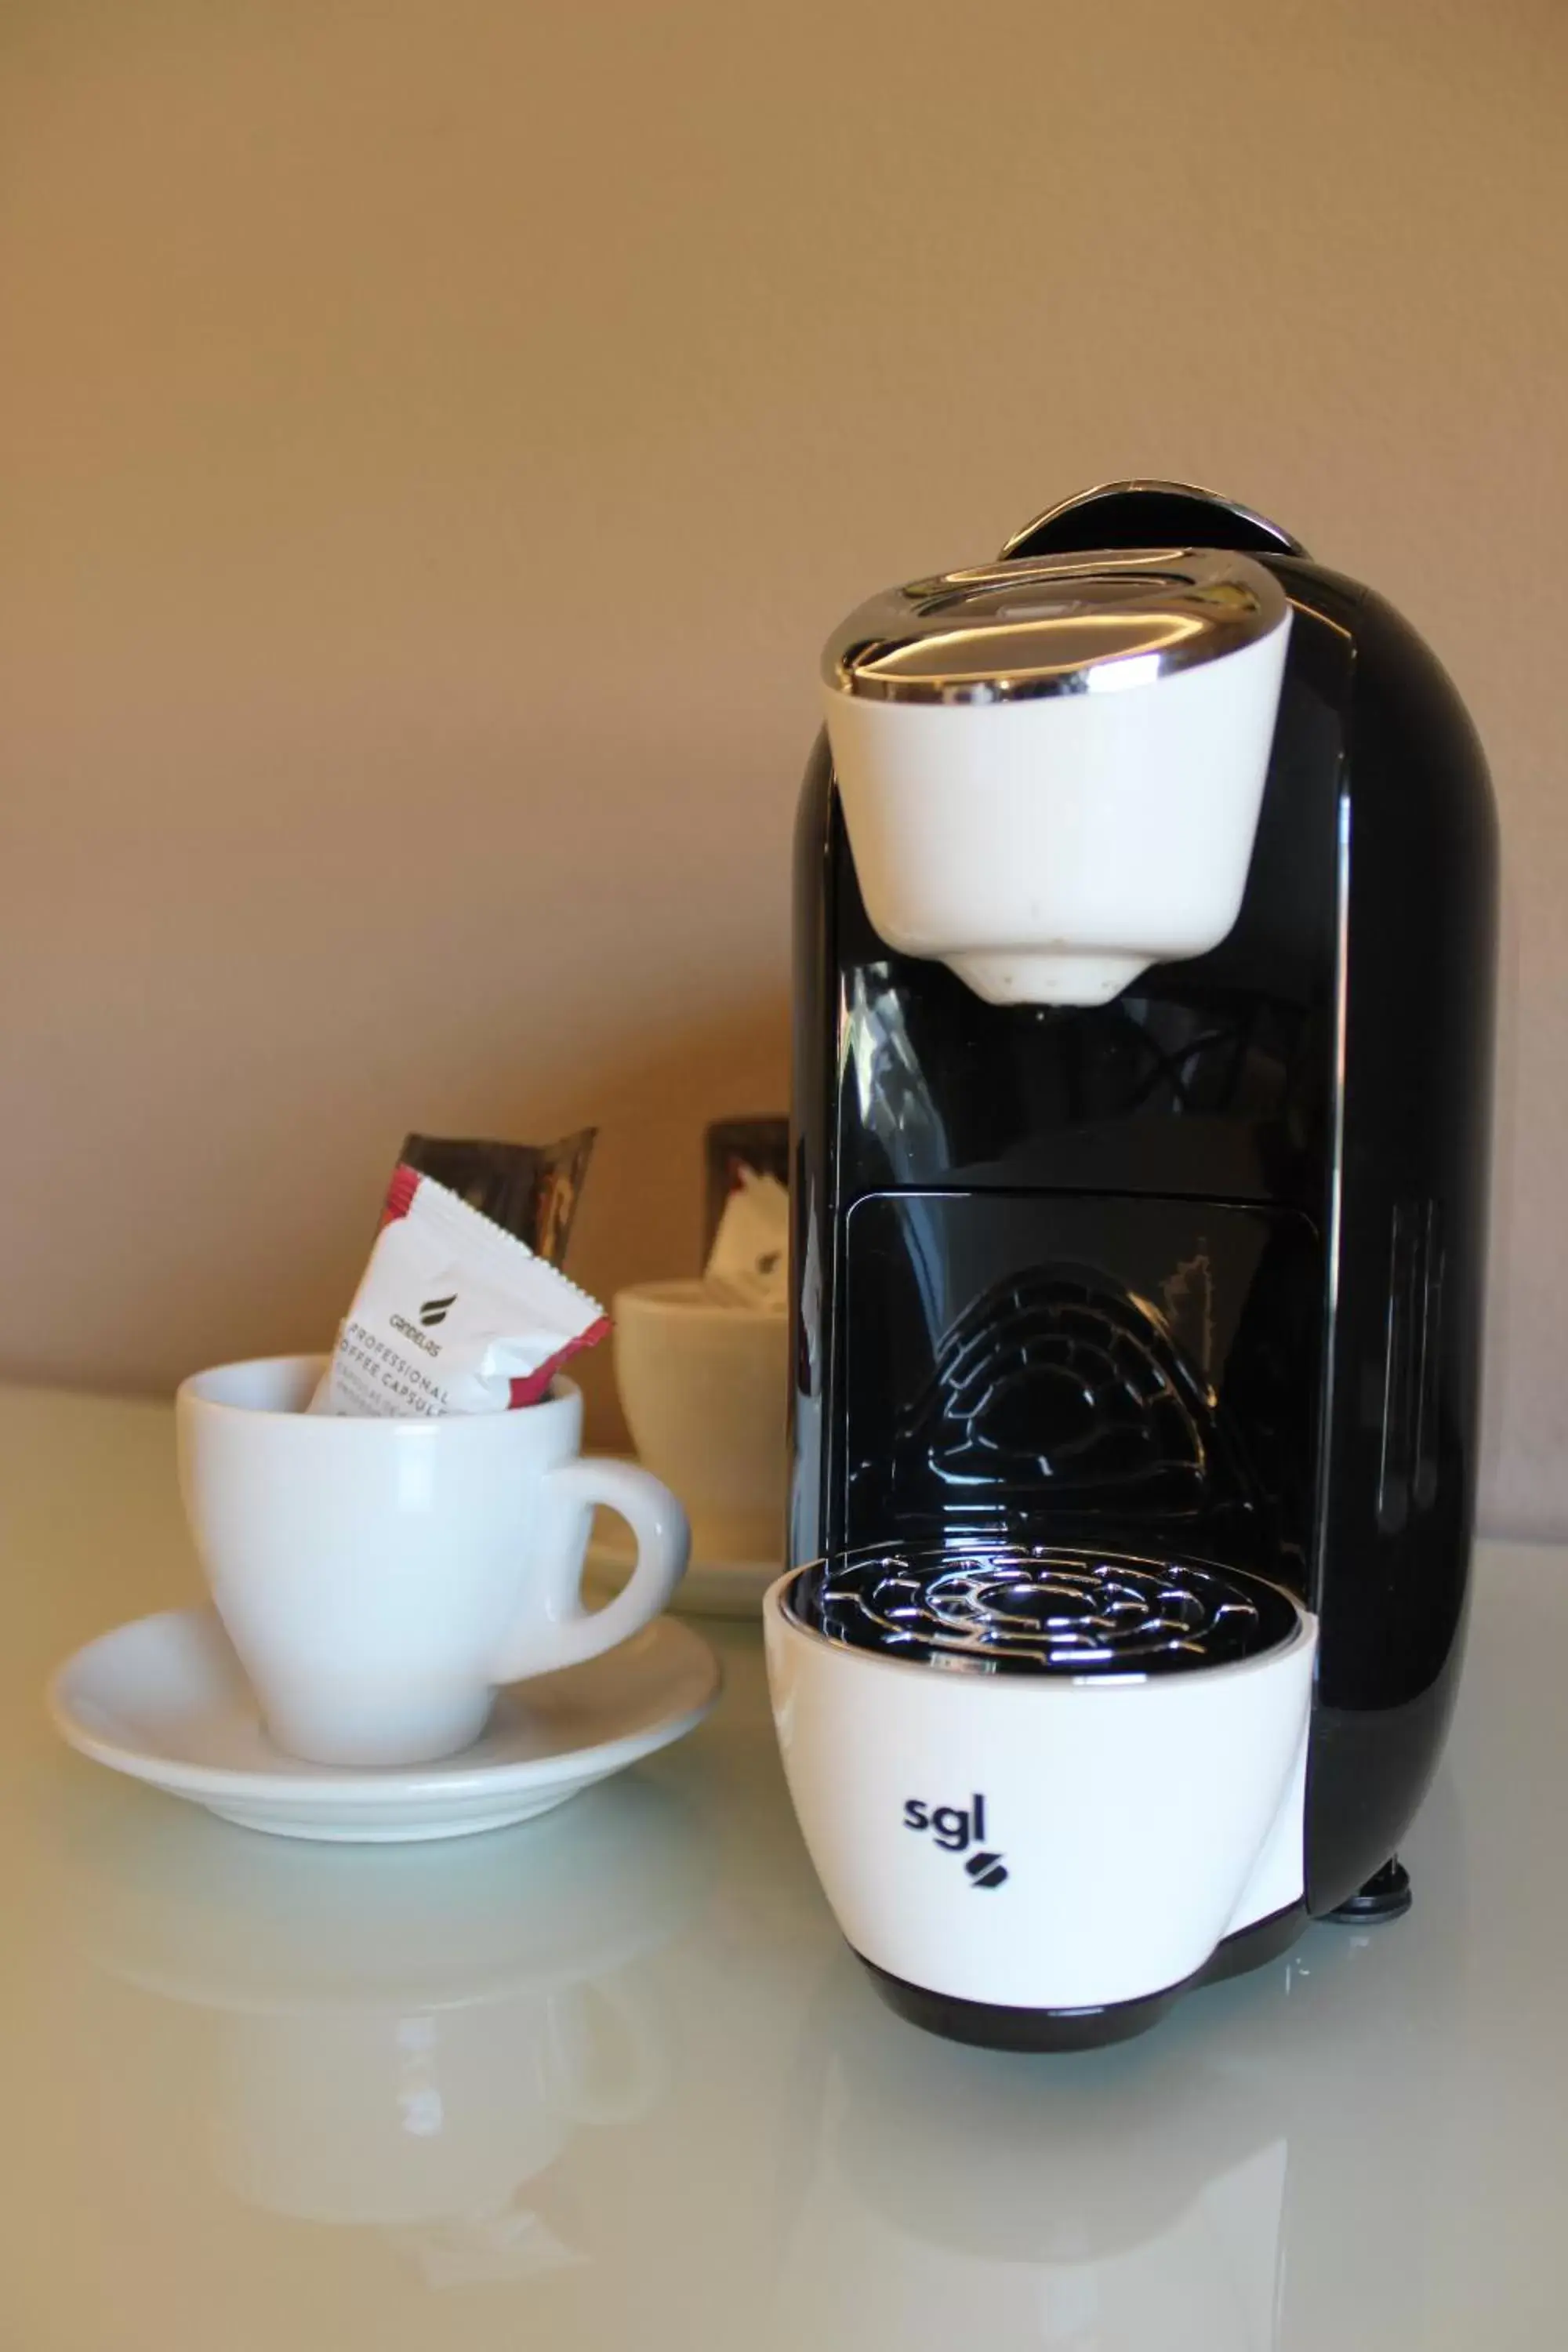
(823, 547), (1290, 706)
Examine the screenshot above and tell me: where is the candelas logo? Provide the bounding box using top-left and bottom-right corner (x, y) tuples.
(389, 1299), (452, 1356)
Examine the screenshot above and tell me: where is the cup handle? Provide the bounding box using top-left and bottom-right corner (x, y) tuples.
(490, 1457), (689, 1682)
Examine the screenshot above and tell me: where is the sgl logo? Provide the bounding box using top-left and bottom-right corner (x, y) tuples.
(903, 1792), (1009, 1889)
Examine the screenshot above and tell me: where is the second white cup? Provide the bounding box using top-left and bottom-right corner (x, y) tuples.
(176, 1355), (689, 1767)
(612, 1279), (788, 1563)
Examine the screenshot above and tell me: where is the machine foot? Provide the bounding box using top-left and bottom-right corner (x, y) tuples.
(1326, 1857), (1412, 1924)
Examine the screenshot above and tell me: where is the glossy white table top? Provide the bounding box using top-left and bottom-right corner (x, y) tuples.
(2, 1381), (1563, 2349)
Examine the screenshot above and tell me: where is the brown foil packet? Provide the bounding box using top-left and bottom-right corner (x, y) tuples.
(398, 1129), (597, 1267)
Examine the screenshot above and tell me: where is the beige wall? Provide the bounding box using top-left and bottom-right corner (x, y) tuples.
(1, 0), (1563, 1531)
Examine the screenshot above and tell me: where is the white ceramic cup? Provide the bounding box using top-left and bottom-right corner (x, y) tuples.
(612, 1280), (787, 1563)
(176, 1355), (689, 1767)
(766, 1564), (1316, 2015)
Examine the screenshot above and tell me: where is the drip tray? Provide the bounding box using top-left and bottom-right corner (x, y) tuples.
(789, 1542), (1301, 1678)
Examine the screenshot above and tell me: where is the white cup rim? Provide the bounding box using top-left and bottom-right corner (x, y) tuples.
(177, 1352), (580, 1428)
(765, 1565), (1316, 1691)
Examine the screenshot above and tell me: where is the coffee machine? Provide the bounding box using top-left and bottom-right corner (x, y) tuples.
(780, 481), (1495, 2049)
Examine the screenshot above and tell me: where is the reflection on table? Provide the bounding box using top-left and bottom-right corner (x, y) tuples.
(56, 1772), (709, 2285)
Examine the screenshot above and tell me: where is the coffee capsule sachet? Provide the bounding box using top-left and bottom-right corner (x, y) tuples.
(704, 1165), (789, 1311)
(314, 1137), (609, 1419)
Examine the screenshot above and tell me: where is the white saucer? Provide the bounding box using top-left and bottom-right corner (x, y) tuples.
(587, 1532), (775, 1619)
(49, 1609), (721, 1844)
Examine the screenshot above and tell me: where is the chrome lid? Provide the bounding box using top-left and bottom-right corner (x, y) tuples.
(823, 547), (1290, 707)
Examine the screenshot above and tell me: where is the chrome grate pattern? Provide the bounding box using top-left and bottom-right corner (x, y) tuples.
(797, 1544), (1298, 1677)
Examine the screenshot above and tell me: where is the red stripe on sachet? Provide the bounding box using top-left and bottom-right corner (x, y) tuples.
(507, 1315), (613, 1409)
(379, 1163), (420, 1229)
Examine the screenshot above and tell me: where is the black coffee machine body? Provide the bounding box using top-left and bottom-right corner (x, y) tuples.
(790, 481), (1496, 1996)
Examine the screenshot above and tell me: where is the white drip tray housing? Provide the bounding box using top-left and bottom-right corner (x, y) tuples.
(767, 1566), (1316, 2016)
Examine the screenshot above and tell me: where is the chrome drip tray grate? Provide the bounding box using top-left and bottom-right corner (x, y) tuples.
(792, 1544), (1300, 1677)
